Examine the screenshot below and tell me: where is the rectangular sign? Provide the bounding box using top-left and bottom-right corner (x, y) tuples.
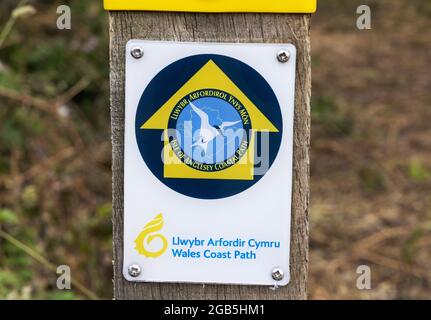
(104, 0), (317, 13)
(124, 40), (296, 286)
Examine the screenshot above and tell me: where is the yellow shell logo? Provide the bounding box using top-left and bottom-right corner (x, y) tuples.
(134, 214), (168, 258)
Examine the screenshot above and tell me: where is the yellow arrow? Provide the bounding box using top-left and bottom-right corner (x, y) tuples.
(142, 60), (278, 133)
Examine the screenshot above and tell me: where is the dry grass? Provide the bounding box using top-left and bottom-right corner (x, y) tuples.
(309, 0), (431, 299)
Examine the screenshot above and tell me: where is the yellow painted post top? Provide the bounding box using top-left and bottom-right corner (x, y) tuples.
(103, 0), (317, 13)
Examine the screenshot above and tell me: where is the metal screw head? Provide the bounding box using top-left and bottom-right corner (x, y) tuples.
(277, 50), (291, 63)
(272, 267), (284, 281)
(128, 264), (141, 277)
(130, 46), (144, 59)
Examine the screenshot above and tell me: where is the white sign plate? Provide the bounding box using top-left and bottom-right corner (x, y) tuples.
(124, 40), (296, 286)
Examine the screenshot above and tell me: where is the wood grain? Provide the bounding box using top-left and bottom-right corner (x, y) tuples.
(109, 12), (311, 300)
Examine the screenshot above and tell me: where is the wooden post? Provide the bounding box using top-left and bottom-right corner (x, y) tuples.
(110, 12), (311, 300)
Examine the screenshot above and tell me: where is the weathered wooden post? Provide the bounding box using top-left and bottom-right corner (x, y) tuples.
(106, 0), (314, 300)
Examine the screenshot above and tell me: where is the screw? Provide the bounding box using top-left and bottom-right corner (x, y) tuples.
(130, 46), (144, 59)
(277, 50), (290, 63)
(128, 264), (141, 277)
(272, 267), (284, 281)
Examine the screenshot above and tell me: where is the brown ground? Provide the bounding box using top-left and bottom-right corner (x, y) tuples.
(309, 0), (431, 299)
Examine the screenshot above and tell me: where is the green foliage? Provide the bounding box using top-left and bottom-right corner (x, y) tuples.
(412, 0), (431, 16)
(402, 227), (423, 265)
(21, 185), (38, 209)
(357, 166), (386, 193)
(0, 233), (33, 299)
(0, 68), (21, 89)
(0, 208), (18, 224)
(312, 96), (354, 137)
(2, 117), (25, 147)
(0, 270), (22, 298)
(402, 220), (431, 266)
(0, 0), (110, 300)
(407, 159), (430, 183)
(41, 290), (77, 300)
(1, 108), (45, 150)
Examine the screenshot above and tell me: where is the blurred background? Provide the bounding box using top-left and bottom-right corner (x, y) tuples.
(0, 0), (430, 299)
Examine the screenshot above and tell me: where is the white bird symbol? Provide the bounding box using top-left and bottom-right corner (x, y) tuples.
(189, 101), (241, 155)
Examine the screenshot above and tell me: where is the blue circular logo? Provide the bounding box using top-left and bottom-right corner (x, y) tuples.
(136, 54), (282, 199)
(168, 89), (251, 172)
